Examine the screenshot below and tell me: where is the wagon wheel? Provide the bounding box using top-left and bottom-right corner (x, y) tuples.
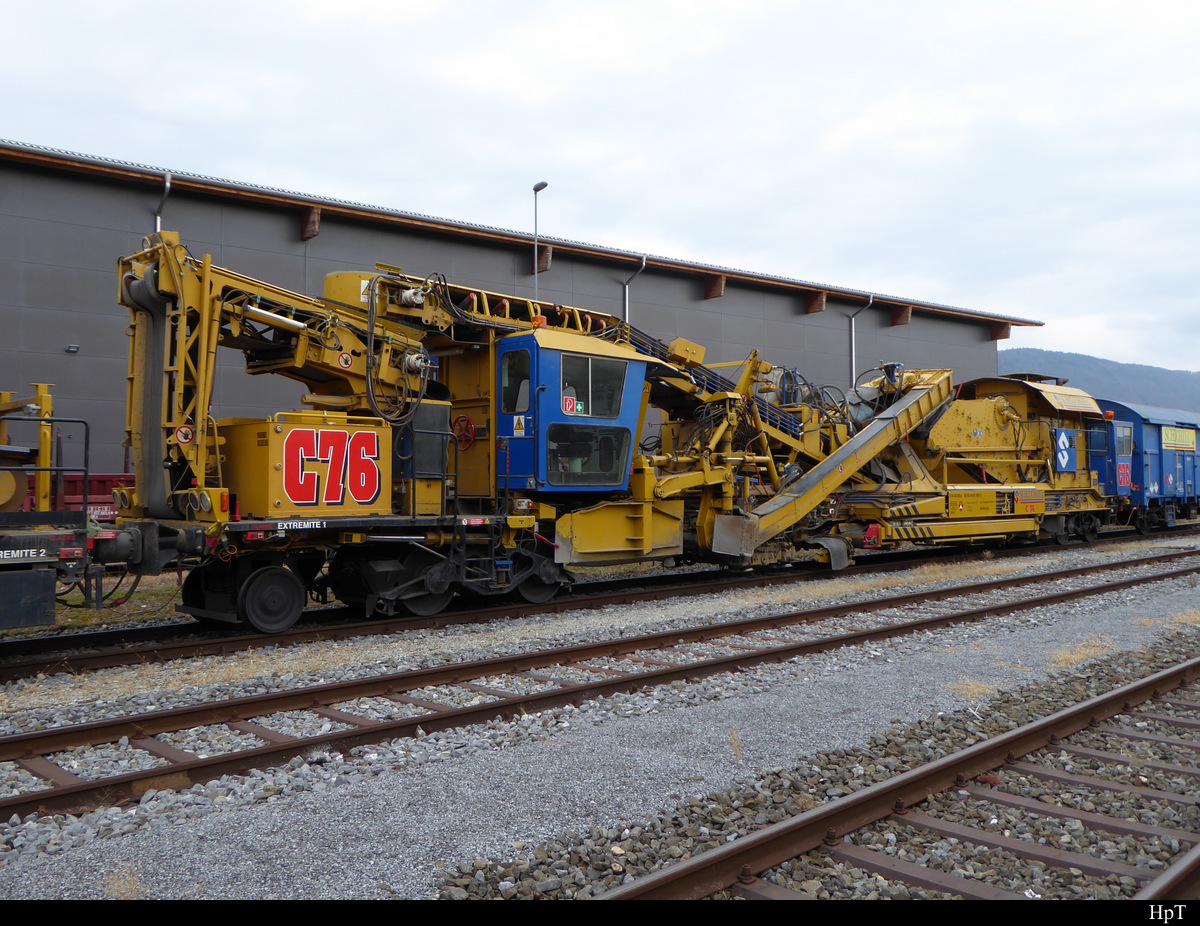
(516, 574), (559, 603)
(512, 550), (562, 604)
(452, 415), (476, 451)
(397, 549), (455, 616)
(237, 566), (305, 634)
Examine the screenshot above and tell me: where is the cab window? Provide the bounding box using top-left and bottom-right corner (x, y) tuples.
(561, 355), (625, 418)
(500, 350), (530, 414)
(1116, 425), (1133, 457)
(546, 424), (630, 486)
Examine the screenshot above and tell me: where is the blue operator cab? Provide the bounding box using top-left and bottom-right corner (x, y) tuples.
(1086, 410), (1134, 504)
(495, 329), (648, 495)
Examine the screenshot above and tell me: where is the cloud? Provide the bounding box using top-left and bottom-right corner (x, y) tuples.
(3, 0), (1200, 369)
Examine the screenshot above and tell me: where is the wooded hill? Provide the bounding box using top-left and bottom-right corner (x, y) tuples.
(998, 348), (1200, 413)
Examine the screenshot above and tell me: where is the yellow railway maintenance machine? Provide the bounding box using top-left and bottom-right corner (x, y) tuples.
(101, 233), (1079, 633)
(830, 374), (1113, 550)
(0, 384), (116, 628)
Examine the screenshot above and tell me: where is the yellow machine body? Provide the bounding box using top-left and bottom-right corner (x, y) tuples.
(219, 413), (393, 520)
(836, 375), (1110, 548)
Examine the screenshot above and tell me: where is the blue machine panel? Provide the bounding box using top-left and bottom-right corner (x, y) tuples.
(1097, 399), (1200, 517)
(1053, 428), (1077, 473)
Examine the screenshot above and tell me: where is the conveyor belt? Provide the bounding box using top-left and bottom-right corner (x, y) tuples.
(711, 371), (953, 558)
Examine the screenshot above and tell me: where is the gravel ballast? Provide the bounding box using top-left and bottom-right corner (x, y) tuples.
(1, 541), (1199, 899)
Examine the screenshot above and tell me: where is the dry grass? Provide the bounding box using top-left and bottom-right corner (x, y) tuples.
(1136, 617), (1163, 627)
(1105, 539), (1195, 555)
(1173, 610), (1200, 626)
(10, 539), (1173, 713)
(906, 559), (1025, 584)
(0, 638), (408, 715)
(1048, 636), (1115, 668)
(736, 558), (1026, 610)
(728, 725), (742, 762)
(11, 586), (771, 713)
(10, 571), (188, 638)
(102, 863), (148, 900)
(947, 678), (996, 699)
(0, 572), (184, 640)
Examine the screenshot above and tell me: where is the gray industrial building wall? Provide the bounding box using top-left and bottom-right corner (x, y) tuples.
(1, 158), (1002, 472)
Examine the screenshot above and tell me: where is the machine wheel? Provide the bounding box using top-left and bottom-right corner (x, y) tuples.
(1080, 515), (1100, 543)
(512, 548), (564, 604)
(515, 576), (559, 603)
(396, 550), (455, 616)
(1135, 514), (1151, 536)
(398, 588), (455, 616)
(237, 566), (305, 633)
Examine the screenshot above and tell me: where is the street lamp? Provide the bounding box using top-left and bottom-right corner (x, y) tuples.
(533, 181), (548, 304)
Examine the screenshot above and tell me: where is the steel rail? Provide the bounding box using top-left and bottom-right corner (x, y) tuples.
(7, 522), (1187, 669)
(3, 539), (1195, 681)
(3, 555), (1200, 818)
(1136, 841), (1200, 901)
(598, 655), (1200, 899)
(0, 542), (1010, 676)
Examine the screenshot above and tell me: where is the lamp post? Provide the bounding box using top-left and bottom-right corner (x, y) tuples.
(532, 181), (548, 304)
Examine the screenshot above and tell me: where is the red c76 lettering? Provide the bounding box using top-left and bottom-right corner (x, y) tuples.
(283, 429), (381, 506)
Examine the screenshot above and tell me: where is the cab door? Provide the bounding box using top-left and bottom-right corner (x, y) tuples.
(495, 335), (538, 492)
(1094, 420), (1133, 500)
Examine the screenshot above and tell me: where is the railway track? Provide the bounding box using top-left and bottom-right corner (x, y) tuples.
(3, 546), (1200, 821)
(2, 532), (1193, 682)
(598, 655), (1200, 900)
(0, 544), (974, 678)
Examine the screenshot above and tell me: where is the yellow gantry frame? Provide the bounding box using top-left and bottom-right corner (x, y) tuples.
(0, 384), (53, 512)
(119, 232), (641, 520)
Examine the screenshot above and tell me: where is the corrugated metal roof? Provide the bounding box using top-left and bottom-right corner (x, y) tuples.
(1096, 399), (1200, 428)
(0, 138), (1041, 329)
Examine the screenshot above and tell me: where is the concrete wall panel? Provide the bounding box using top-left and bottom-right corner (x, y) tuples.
(0, 160), (1003, 470)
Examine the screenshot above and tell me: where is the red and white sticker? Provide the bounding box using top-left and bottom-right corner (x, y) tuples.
(562, 395), (577, 414)
(337, 352), (353, 369)
(283, 429), (382, 506)
(175, 425), (195, 445)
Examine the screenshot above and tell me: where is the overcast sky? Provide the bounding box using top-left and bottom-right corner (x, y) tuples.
(5, 1), (1199, 370)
